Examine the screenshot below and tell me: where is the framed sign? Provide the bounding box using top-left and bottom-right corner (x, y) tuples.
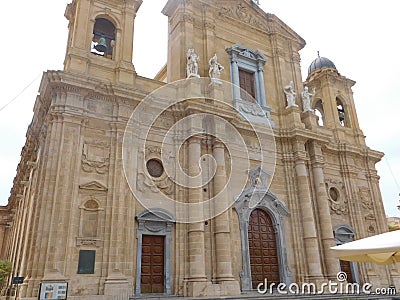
(12, 277), (24, 284)
(38, 282), (68, 300)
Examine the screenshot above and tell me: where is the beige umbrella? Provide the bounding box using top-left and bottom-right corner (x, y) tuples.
(330, 230), (400, 265)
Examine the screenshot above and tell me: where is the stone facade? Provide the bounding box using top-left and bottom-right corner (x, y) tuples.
(1, 0), (399, 299)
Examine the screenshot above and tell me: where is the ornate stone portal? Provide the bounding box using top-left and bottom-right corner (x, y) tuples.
(135, 209), (175, 295)
(234, 166), (292, 291)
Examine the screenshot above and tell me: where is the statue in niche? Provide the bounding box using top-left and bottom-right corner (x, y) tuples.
(283, 81), (298, 108)
(301, 86), (316, 113)
(208, 53), (224, 85)
(187, 48), (200, 78)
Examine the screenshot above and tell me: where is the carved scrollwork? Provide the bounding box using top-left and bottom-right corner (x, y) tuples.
(359, 187), (373, 210)
(137, 173), (174, 195)
(325, 179), (348, 215)
(219, 4), (266, 31)
(237, 101), (266, 117)
(359, 187), (377, 234)
(183, 13), (194, 24)
(329, 200), (349, 215)
(81, 143), (110, 174)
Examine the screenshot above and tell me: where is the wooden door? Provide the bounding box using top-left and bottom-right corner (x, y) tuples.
(239, 69), (256, 100)
(141, 235), (165, 293)
(248, 209), (280, 289)
(340, 260), (355, 283)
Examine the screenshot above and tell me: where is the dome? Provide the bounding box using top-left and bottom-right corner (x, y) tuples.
(308, 55), (336, 74)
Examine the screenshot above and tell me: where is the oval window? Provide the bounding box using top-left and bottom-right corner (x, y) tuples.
(146, 159), (164, 178)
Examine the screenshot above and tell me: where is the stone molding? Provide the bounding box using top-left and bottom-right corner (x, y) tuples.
(135, 208), (175, 296)
(234, 166), (291, 291)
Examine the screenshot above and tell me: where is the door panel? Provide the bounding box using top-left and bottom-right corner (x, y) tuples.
(239, 69), (256, 100)
(340, 260), (355, 283)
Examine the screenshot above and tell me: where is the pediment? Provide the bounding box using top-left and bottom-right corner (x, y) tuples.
(79, 181), (108, 192)
(136, 208), (175, 223)
(215, 0), (305, 48)
(227, 44), (267, 62)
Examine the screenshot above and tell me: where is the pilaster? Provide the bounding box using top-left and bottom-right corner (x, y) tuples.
(103, 122), (130, 296)
(212, 141), (240, 294)
(309, 141), (339, 279)
(186, 136), (207, 293)
(293, 139), (324, 283)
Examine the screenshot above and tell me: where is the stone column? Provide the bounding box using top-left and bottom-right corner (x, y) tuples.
(212, 142), (236, 285)
(309, 142), (339, 279)
(229, 54), (241, 101)
(257, 61), (267, 108)
(293, 139), (324, 282)
(187, 136), (207, 282)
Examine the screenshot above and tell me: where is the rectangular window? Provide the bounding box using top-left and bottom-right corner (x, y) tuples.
(239, 69), (256, 101)
(78, 250), (95, 274)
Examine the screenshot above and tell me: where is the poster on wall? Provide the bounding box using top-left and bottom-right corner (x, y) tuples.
(38, 282), (68, 300)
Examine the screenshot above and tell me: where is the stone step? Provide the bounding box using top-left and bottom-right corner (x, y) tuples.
(130, 292), (399, 300)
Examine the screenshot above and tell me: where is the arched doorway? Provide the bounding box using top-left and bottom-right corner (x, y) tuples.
(248, 209), (279, 288)
(234, 166), (292, 291)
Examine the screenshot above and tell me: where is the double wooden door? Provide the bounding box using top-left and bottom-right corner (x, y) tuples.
(141, 235), (165, 293)
(248, 209), (280, 288)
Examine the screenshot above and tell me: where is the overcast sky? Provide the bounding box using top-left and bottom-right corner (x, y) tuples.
(1, 0), (399, 217)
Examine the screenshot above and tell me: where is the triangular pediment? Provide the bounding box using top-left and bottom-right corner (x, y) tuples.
(79, 181), (108, 192)
(136, 208), (176, 223)
(213, 0), (305, 49)
(163, 0), (305, 49)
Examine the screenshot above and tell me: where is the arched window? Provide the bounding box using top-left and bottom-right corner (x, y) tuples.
(314, 99), (324, 126)
(91, 18), (116, 58)
(80, 199), (100, 238)
(336, 98), (346, 127)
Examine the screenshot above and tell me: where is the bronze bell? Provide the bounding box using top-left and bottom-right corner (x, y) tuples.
(338, 108), (345, 122)
(95, 37), (108, 53)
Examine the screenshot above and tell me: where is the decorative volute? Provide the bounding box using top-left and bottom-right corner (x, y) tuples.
(63, 0), (142, 84)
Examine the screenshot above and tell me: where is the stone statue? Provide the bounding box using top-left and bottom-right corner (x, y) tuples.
(283, 81), (298, 108)
(187, 48), (200, 78)
(301, 86), (316, 113)
(208, 53), (224, 85)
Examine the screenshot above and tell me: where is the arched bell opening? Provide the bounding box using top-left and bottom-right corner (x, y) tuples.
(314, 99), (325, 126)
(91, 18), (116, 58)
(336, 98), (347, 127)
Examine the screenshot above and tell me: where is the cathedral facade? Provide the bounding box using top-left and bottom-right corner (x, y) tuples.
(1, 0), (399, 299)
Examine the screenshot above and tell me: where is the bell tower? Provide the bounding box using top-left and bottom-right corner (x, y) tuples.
(305, 55), (366, 146)
(64, 0), (142, 84)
